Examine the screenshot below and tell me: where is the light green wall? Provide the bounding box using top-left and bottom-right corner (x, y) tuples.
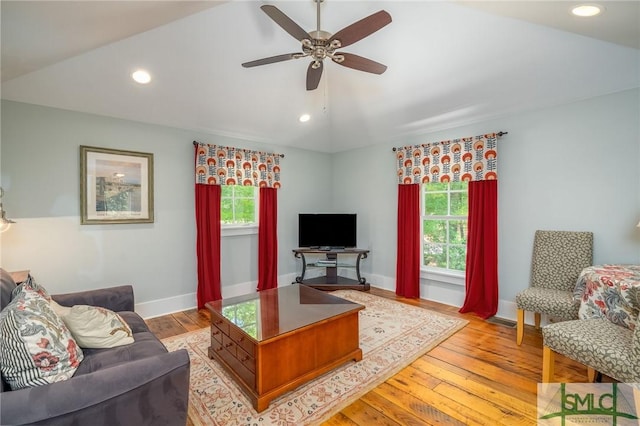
(333, 88), (640, 308)
(0, 100), (332, 308)
(2, 89), (639, 319)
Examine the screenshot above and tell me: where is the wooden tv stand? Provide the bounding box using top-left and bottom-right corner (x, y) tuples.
(292, 248), (370, 291)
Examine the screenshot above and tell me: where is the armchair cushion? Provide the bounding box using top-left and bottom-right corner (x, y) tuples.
(516, 287), (580, 320)
(542, 318), (639, 383)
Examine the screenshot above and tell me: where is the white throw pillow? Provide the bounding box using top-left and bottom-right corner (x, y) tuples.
(0, 288), (84, 390)
(50, 301), (134, 349)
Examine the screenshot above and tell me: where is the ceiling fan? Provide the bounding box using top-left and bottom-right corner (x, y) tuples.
(242, 0), (392, 91)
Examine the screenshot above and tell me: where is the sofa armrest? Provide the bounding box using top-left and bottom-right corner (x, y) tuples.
(0, 349), (190, 426)
(51, 285), (134, 312)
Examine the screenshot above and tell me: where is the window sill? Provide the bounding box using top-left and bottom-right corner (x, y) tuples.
(222, 225), (258, 237)
(420, 268), (465, 286)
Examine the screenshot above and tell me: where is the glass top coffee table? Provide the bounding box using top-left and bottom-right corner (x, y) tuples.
(205, 284), (364, 412)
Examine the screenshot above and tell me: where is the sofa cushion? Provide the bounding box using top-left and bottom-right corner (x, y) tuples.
(75, 331), (167, 376)
(118, 311), (152, 334)
(0, 286), (84, 390)
(51, 301), (134, 349)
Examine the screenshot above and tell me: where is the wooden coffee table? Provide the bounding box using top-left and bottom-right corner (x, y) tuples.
(205, 284), (364, 412)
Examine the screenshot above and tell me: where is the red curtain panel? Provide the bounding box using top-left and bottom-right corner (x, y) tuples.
(257, 187), (278, 291)
(459, 179), (498, 319)
(396, 183), (421, 298)
(195, 183), (222, 308)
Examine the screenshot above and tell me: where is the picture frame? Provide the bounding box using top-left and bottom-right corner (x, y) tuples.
(80, 146), (154, 224)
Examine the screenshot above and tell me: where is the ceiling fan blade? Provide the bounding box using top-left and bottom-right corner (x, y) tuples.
(328, 10), (392, 49)
(260, 5), (310, 42)
(333, 52), (387, 74)
(242, 53), (300, 68)
(306, 61), (323, 91)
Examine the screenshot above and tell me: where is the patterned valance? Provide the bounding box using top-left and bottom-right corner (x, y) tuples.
(195, 142), (282, 188)
(394, 133), (498, 184)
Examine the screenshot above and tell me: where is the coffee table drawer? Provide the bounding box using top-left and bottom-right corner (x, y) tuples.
(210, 312), (230, 336)
(237, 345), (256, 373)
(230, 327), (256, 357)
(211, 325), (224, 343)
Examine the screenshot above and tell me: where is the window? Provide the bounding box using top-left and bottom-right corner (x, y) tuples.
(422, 182), (468, 272)
(221, 185), (258, 225)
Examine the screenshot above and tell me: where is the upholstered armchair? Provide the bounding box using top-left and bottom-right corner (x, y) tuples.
(541, 317), (639, 383)
(515, 230), (593, 345)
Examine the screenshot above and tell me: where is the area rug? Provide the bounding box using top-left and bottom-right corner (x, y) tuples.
(162, 290), (468, 426)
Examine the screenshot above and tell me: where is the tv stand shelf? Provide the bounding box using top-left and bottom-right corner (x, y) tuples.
(292, 248), (370, 291)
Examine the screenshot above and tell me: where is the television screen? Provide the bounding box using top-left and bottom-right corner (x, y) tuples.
(298, 214), (357, 248)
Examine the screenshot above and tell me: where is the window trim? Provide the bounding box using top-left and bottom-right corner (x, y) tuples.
(221, 185), (259, 228)
(221, 224), (258, 237)
(421, 182), (468, 274)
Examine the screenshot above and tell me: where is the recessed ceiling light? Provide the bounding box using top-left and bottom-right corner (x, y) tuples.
(571, 4), (603, 17)
(299, 114), (311, 123)
(132, 69), (151, 84)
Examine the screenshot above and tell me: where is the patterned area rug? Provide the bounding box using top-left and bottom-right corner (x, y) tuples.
(162, 290), (468, 426)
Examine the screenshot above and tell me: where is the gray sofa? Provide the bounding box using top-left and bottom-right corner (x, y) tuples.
(0, 269), (190, 426)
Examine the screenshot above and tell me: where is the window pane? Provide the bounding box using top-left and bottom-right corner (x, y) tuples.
(424, 244), (446, 268)
(449, 245), (466, 271)
(450, 181), (468, 191)
(423, 220), (446, 243)
(450, 191), (468, 215)
(234, 198), (255, 223)
(235, 185), (255, 197)
(422, 181), (468, 272)
(221, 185), (233, 197)
(426, 182), (448, 192)
(448, 220), (468, 244)
(425, 193), (448, 215)
(221, 198), (233, 223)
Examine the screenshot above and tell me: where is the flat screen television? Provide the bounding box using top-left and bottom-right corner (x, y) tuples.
(298, 213), (357, 248)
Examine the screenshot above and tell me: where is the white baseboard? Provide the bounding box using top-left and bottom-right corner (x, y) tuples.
(136, 273), (298, 319)
(137, 272), (536, 326)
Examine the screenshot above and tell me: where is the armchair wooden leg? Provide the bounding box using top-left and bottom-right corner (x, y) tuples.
(542, 346), (554, 383)
(516, 309), (525, 345)
(587, 367), (596, 383)
(534, 312), (541, 329)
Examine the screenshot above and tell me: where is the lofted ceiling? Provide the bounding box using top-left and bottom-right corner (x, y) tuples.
(1, 1), (638, 153)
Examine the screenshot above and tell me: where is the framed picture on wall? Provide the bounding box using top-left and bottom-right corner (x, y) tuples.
(80, 146), (154, 224)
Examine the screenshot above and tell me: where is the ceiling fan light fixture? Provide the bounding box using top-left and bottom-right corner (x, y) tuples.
(571, 4), (603, 17)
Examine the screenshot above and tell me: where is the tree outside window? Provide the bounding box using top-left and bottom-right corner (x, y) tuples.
(221, 185), (257, 225)
(422, 181), (468, 271)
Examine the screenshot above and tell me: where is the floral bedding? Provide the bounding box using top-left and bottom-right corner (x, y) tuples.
(573, 264), (640, 330)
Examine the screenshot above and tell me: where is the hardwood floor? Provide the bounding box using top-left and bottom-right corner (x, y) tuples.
(145, 287), (593, 425)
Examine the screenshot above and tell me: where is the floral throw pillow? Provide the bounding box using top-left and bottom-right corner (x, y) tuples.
(50, 301), (134, 349)
(0, 287), (83, 390)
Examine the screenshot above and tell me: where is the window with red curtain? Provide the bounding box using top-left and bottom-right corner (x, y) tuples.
(194, 142), (283, 306)
(394, 133), (500, 316)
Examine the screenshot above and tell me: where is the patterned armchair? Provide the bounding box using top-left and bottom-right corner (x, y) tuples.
(541, 316), (640, 383)
(515, 230), (593, 345)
